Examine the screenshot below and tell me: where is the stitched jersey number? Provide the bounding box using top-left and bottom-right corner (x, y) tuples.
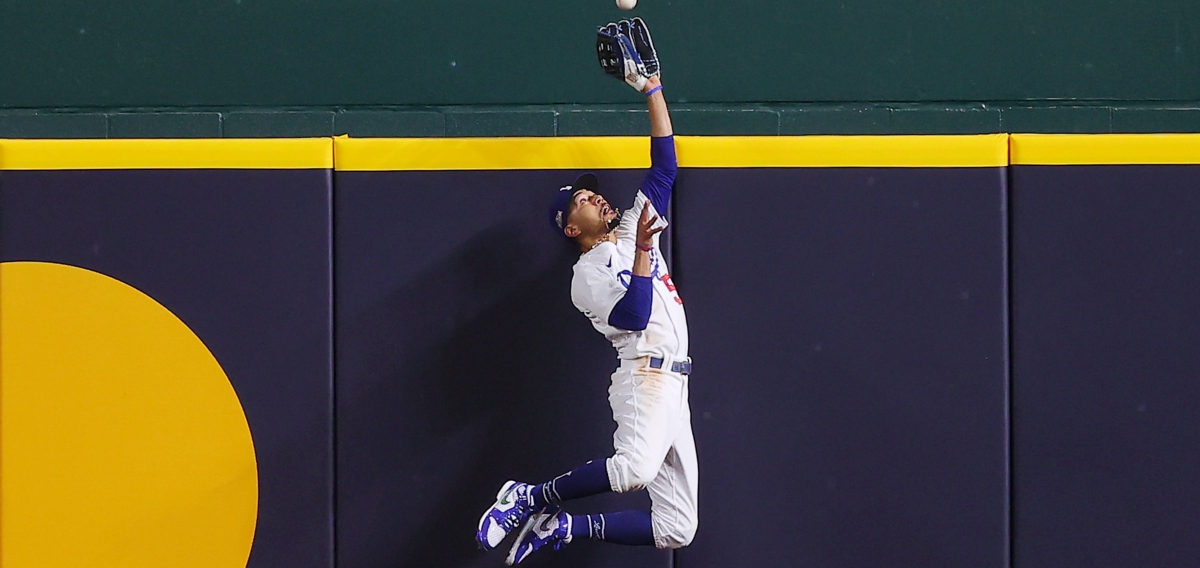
(660, 273), (683, 304)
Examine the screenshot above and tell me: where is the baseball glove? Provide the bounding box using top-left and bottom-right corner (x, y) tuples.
(620, 18), (659, 77)
(596, 21), (650, 91)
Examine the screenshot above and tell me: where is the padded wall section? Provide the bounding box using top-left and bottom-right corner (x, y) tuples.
(0, 168), (334, 568)
(673, 167), (1009, 568)
(1011, 164), (1200, 567)
(4, 1), (1200, 107)
(333, 169), (670, 568)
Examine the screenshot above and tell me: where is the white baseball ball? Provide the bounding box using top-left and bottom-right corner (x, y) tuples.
(616, 0), (637, 10)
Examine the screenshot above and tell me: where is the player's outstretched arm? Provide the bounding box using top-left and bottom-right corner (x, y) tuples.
(644, 75), (672, 138)
(597, 17), (675, 216)
(641, 74), (677, 217)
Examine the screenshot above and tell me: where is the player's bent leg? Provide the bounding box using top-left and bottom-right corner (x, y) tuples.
(481, 458), (615, 550)
(606, 449), (667, 493)
(652, 511), (698, 549)
(647, 417), (700, 549)
(646, 456), (699, 548)
(507, 509), (659, 564)
(575, 510), (656, 545)
(606, 363), (685, 493)
(528, 459), (611, 507)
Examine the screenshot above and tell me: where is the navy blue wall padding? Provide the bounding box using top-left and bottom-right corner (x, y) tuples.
(333, 169), (671, 568)
(1011, 165), (1200, 567)
(10, 158), (1200, 567)
(671, 168), (1010, 568)
(0, 170), (335, 568)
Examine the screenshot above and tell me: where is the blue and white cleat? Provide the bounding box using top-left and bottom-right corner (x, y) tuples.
(505, 508), (572, 565)
(476, 480), (536, 550)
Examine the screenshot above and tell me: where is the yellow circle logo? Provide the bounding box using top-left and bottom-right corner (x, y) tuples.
(1, 262), (258, 567)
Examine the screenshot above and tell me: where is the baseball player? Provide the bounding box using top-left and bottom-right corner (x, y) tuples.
(476, 18), (697, 565)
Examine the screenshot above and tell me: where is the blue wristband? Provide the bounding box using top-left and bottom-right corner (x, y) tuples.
(644, 85), (663, 98)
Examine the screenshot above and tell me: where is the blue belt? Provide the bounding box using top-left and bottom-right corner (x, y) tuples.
(649, 356), (692, 375)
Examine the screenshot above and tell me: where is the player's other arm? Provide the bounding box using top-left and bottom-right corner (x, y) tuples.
(607, 207), (666, 331)
(640, 75), (677, 218)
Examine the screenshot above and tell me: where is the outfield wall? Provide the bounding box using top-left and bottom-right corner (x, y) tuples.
(2, 134), (1197, 568)
(3, 1), (1197, 107)
(4, 0), (1200, 137)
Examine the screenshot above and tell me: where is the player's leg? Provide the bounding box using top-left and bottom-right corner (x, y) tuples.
(477, 457), (630, 550)
(477, 363), (660, 550)
(479, 459), (621, 550)
(605, 360), (685, 493)
(528, 458), (611, 507)
(514, 359), (684, 509)
(501, 361), (685, 561)
(505, 508), (656, 565)
(507, 425), (694, 565)
(645, 411), (699, 549)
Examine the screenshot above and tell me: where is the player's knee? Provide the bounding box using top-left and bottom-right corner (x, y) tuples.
(620, 451), (667, 491)
(609, 454), (659, 492)
(627, 459), (660, 490)
(655, 517), (697, 549)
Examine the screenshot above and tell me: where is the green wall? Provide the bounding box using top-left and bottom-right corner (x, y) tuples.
(3, 0), (1199, 136)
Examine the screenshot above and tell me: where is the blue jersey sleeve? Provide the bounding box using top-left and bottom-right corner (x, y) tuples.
(641, 135), (677, 218)
(607, 274), (653, 331)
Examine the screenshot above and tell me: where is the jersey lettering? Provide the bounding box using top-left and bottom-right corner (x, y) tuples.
(660, 273), (683, 304)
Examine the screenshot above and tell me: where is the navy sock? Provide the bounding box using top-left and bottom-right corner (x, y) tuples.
(529, 459), (611, 508)
(569, 511), (656, 546)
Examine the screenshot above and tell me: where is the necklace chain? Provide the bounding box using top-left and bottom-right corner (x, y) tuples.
(589, 233), (611, 251)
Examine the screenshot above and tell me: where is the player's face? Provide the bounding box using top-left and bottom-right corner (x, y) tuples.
(566, 189), (618, 238)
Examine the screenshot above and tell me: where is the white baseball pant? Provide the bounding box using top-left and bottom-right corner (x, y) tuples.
(605, 355), (699, 549)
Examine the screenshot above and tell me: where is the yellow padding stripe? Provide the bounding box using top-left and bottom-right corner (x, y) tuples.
(0, 138), (333, 170)
(1012, 134), (1200, 165)
(335, 136), (651, 171)
(335, 134), (1010, 171)
(678, 134), (1008, 168)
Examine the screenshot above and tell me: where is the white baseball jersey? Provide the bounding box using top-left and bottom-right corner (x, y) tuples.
(570, 191), (688, 360)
